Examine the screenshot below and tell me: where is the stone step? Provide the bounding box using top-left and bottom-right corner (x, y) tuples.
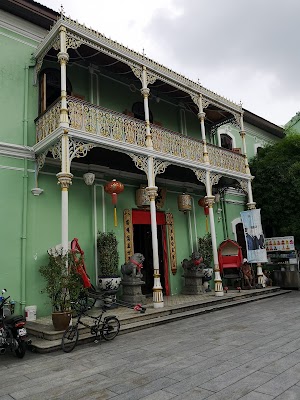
(29, 288), (290, 353)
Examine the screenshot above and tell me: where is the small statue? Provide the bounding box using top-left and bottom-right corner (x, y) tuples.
(182, 251), (205, 272)
(121, 253), (145, 279)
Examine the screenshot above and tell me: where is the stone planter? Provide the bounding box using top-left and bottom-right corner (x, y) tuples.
(98, 276), (121, 291)
(182, 269), (205, 295)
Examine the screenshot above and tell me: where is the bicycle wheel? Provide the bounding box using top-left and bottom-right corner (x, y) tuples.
(61, 326), (79, 352)
(101, 317), (120, 341)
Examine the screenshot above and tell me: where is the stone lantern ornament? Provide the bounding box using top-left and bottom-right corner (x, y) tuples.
(104, 179), (124, 227)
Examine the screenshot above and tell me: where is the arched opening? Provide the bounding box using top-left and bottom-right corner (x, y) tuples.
(220, 133), (233, 150)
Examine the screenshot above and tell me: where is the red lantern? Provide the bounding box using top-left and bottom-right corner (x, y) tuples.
(198, 197), (209, 232)
(104, 179), (124, 227)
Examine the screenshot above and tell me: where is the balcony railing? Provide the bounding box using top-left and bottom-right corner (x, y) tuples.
(36, 96), (246, 174)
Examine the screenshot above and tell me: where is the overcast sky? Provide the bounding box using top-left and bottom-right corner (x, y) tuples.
(38, 0), (300, 127)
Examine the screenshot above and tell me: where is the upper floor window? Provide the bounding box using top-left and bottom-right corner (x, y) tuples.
(39, 68), (72, 114)
(220, 133), (233, 150)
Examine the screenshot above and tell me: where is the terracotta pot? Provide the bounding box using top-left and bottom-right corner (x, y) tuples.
(52, 311), (72, 331)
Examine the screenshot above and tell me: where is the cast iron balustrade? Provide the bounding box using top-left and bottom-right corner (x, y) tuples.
(35, 96), (246, 174)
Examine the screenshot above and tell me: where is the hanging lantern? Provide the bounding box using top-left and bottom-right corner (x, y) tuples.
(136, 185), (150, 208)
(198, 197), (209, 232)
(104, 179), (124, 227)
(177, 193), (192, 213)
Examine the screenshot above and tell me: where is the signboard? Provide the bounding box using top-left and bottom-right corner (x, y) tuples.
(240, 209), (267, 263)
(265, 236), (295, 252)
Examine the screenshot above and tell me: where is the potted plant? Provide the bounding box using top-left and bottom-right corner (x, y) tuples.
(97, 231), (121, 291)
(39, 251), (83, 331)
(198, 233), (214, 292)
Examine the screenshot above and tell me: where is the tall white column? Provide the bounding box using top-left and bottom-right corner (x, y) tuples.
(206, 171), (224, 296)
(57, 26), (72, 255)
(141, 66), (164, 308)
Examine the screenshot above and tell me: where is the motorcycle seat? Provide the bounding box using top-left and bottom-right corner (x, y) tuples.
(5, 315), (26, 326)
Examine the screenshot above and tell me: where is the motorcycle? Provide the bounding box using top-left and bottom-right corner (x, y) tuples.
(0, 289), (31, 358)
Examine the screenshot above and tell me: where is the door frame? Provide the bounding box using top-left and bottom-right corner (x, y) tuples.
(123, 209), (177, 295)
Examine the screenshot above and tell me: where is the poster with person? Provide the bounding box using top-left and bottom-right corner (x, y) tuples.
(240, 209), (267, 263)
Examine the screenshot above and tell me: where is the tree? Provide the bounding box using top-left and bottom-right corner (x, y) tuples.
(249, 134), (300, 245)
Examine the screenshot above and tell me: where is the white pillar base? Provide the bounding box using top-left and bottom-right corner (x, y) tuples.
(257, 265), (264, 287)
(153, 285), (164, 308)
(214, 270), (224, 296)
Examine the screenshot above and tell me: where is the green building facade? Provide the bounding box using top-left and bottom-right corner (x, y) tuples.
(0, 1), (284, 316)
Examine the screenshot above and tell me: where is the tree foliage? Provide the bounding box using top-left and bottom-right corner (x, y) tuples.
(249, 134), (300, 245)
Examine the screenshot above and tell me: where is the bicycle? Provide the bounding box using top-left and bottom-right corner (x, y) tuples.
(61, 299), (120, 353)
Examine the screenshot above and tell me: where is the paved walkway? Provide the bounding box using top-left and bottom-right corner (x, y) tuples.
(2, 291), (300, 399)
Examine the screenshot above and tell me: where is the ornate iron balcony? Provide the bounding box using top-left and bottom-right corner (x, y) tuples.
(35, 96), (246, 174)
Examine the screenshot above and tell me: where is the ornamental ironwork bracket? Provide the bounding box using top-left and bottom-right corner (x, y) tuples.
(128, 63), (157, 86)
(237, 179), (248, 193)
(128, 153), (170, 179)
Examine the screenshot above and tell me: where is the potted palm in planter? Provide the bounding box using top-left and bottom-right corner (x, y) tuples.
(97, 231), (121, 291)
(39, 251), (83, 331)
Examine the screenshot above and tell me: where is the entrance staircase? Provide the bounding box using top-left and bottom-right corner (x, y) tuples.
(27, 287), (289, 353)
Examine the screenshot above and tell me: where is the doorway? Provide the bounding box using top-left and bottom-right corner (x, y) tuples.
(132, 210), (169, 296)
(236, 222), (247, 258)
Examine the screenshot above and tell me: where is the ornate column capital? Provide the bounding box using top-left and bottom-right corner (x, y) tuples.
(197, 111), (206, 120)
(240, 130), (246, 138)
(206, 195), (215, 208)
(57, 172), (73, 190)
(141, 87), (150, 98)
(146, 186), (158, 201)
(247, 202), (256, 210)
(57, 52), (69, 64)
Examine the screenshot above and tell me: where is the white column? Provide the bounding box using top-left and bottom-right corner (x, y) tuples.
(141, 66), (164, 308)
(205, 171), (223, 296)
(247, 179), (256, 210)
(198, 94), (209, 164)
(57, 26), (72, 256)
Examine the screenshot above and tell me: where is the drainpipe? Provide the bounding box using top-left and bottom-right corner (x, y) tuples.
(20, 63), (31, 309)
(93, 184), (106, 286)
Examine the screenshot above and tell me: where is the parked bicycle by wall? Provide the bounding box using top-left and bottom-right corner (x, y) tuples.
(61, 298), (120, 353)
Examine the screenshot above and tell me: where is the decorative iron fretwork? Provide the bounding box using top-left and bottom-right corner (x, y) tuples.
(207, 145), (246, 173)
(65, 32), (84, 50)
(237, 179), (248, 193)
(49, 140), (62, 160)
(150, 124), (204, 163)
(35, 97), (247, 175)
(129, 154), (148, 174)
(123, 209), (134, 262)
(193, 169), (206, 184)
(68, 138), (96, 161)
(166, 213), (177, 275)
(153, 159), (170, 177)
(37, 152), (47, 171)
(36, 98), (61, 142)
(210, 173), (222, 186)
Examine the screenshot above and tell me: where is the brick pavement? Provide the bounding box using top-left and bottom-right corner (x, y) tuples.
(2, 291), (300, 399)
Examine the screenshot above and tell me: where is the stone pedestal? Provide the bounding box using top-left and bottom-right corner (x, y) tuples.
(182, 270), (205, 294)
(121, 277), (146, 305)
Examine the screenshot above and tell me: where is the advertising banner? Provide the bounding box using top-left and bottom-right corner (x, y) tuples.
(240, 209), (267, 263)
(265, 236), (295, 252)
